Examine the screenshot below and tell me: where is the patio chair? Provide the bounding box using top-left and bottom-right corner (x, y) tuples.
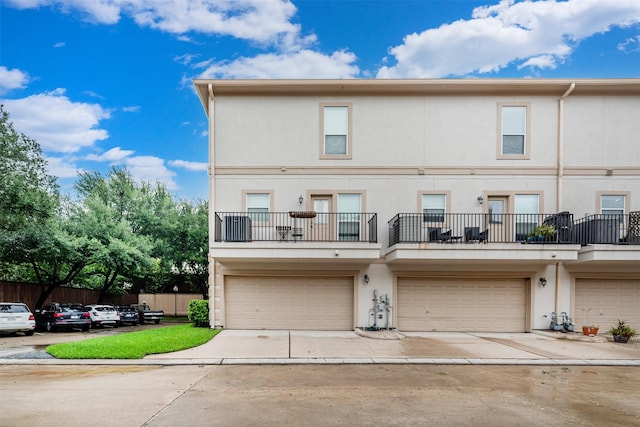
(464, 227), (488, 243)
(429, 227), (452, 242)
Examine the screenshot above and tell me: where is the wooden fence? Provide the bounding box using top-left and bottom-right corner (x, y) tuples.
(1, 281), (205, 316)
(138, 293), (204, 317)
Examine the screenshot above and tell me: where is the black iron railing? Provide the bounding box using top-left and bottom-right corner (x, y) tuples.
(215, 212), (378, 243)
(388, 212), (639, 247)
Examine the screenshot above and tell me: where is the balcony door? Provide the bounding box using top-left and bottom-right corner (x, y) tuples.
(487, 196), (509, 242)
(311, 195), (332, 241)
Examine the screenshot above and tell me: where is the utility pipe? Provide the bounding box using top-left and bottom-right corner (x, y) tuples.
(554, 82), (575, 315)
(207, 83), (217, 327)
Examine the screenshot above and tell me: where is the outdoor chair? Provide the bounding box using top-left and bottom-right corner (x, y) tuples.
(429, 227), (452, 242)
(464, 227), (488, 243)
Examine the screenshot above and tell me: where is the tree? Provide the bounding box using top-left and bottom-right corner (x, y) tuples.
(0, 105), (58, 233)
(74, 168), (155, 302)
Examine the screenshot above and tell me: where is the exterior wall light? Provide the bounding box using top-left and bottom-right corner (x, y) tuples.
(477, 195), (484, 204)
(539, 277), (547, 287)
(298, 195), (304, 205)
(364, 274), (369, 284)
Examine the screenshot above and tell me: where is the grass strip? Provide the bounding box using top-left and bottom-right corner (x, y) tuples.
(46, 324), (220, 359)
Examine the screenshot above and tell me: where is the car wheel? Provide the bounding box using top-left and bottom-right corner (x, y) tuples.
(24, 330), (34, 336)
(46, 321), (56, 332)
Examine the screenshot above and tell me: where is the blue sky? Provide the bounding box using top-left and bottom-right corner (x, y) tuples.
(1, 0), (639, 201)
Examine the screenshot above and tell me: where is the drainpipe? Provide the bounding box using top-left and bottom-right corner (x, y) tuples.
(555, 82), (575, 314)
(207, 83), (217, 327)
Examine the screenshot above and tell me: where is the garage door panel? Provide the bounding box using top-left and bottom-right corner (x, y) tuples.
(398, 278), (526, 332)
(225, 276), (353, 330)
(575, 279), (640, 327)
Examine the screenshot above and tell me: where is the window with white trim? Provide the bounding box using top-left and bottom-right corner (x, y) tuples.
(321, 105), (351, 158)
(601, 194), (626, 223)
(246, 193), (270, 223)
(500, 105), (528, 157)
(422, 194), (446, 223)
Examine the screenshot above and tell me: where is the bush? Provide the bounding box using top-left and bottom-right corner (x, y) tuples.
(188, 299), (210, 327)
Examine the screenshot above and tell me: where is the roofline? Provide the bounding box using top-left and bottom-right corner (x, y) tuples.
(193, 78), (640, 116)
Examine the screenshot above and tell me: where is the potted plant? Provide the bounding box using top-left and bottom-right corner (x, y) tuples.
(608, 319), (637, 343)
(581, 308), (599, 336)
(528, 224), (556, 242)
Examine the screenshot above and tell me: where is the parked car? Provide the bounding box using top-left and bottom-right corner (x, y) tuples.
(35, 303), (91, 332)
(0, 302), (36, 336)
(132, 303), (164, 324)
(115, 305), (139, 325)
(85, 304), (120, 328)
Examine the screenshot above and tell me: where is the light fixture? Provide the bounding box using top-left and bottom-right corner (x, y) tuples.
(364, 274), (369, 284)
(298, 194), (304, 205)
(539, 277), (547, 287)
(477, 195), (484, 205)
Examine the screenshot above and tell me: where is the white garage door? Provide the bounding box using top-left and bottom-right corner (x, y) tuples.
(397, 278), (527, 332)
(575, 279), (640, 328)
(225, 276), (353, 330)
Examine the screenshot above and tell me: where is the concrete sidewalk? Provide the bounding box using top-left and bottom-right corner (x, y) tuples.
(2, 329), (639, 366)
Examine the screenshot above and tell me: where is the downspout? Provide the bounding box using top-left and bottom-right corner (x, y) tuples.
(555, 82), (575, 313)
(207, 83), (217, 327)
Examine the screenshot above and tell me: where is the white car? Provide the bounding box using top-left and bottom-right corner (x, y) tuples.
(0, 302), (36, 336)
(85, 304), (120, 328)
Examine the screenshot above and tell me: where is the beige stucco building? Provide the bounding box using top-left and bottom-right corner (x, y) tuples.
(194, 79), (640, 333)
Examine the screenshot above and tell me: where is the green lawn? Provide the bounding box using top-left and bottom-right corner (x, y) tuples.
(46, 324), (220, 359)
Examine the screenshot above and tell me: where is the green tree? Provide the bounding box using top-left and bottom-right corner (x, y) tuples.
(0, 105), (59, 232)
(74, 168), (156, 302)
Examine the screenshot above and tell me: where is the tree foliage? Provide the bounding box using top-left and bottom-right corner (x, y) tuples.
(0, 105), (59, 232)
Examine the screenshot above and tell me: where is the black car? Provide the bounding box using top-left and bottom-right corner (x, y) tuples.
(35, 302), (91, 332)
(115, 305), (139, 325)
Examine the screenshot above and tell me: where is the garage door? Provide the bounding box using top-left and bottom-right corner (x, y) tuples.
(575, 279), (640, 327)
(225, 276), (353, 330)
(397, 278), (527, 332)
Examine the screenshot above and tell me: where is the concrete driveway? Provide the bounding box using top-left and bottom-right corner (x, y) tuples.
(144, 329), (640, 365)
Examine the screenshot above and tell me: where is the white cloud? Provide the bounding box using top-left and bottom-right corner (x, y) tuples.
(0, 66), (30, 94)
(45, 156), (80, 179)
(377, 0), (640, 78)
(53, 41), (65, 48)
(122, 105), (140, 113)
(86, 147), (134, 162)
(124, 156), (178, 190)
(618, 36), (640, 52)
(169, 159), (208, 172)
(6, 0), (305, 45)
(1, 88), (110, 153)
(197, 49), (359, 78)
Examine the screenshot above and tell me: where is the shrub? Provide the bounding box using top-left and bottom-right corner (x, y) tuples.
(188, 299), (210, 327)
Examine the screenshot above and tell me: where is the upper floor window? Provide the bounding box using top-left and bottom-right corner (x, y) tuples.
(599, 193), (627, 224)
(245, 192), (270, 223)
(320, 104), (352, 159)
(498, 103), (530, 159)
(422, 194), (446, 223)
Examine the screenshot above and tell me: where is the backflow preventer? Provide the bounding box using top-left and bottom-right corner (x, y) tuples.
(367, 289), (392, 331)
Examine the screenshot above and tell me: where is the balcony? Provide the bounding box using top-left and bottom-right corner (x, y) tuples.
(212, 211), (380, 264)
(385, 212), (639, 266)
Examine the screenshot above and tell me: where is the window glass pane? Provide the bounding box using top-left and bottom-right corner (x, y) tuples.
(325, 135), (347, 154)
(515, 195), (539, 214)
(601, 195), (625, 210)
(502, 106), (526, 134)
(488, 200), (504, 224)
(502, 106), (526, 155)
(338, 194), (360, 241)
(422, 194), (446, 222)
(246, 193), (270, 222)
(502, 135), (524, 154)
(324, 106), (348, 155)
(515, 194), (539, 237)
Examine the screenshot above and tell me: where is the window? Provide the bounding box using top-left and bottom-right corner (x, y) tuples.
(422, 194), (446, 223)
(246, 193), (270, 223)
(600, 194), (626, 223)
(337, 193), (361, 241)
(320, 104), (351, 159)
(515, 194), (539, 238)
(498, 104), (529, 158)
(488, 199), (504, 224)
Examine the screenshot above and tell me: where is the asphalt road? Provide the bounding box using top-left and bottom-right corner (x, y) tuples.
(1, 364), (639, 426)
